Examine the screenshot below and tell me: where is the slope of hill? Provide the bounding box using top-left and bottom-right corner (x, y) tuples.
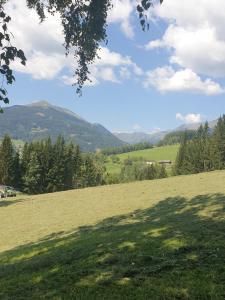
(0, 170), (225, 299)
(105, 144), (179, 174)
(0, 101), (124, 152)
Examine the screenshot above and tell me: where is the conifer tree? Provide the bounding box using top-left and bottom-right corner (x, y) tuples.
(47, 136), (67, 192)
(173, 131), (188, 175)
(23, 152), (42, 194)
(0, 135), (20, 186)
(211, 116), (225, 170)
(73, 145), (83, 188)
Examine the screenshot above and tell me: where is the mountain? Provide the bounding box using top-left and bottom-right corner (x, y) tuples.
(114, 131), (169, 145)
(114, 119), (218, 145)
(0, 101), (124, 152)
(174, 119), (217, 132)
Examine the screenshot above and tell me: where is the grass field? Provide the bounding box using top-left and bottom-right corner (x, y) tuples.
(105, 144), (179, 174)
(0, 170), (225, 299)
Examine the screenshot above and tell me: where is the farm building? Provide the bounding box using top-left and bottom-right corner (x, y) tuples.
(158, 160), (172, 165)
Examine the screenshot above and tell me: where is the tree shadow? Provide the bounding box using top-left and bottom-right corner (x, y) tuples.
(0, 198), (26, 207)
(0, 193), (225, 299)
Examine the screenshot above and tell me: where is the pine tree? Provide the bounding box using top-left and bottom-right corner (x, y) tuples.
(82, 156), (104, 187)
(47, 136), (67, 192)
(73, 145), (83, 188)
(202, 122), (212, 171)
(211, 116), (225, 170)
(0, 135), (20, 187)
(173, 131), (188, 175)
(23, 152), (42, 194)
(38, 138), (53, 192)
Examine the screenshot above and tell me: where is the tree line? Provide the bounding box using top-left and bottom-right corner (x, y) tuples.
(101, 142), (153, 156)
(120, 159), (167, 183)
(0, 135), (105, 194)
(158, 130), (197, 146)
(174, 116), (225, 175)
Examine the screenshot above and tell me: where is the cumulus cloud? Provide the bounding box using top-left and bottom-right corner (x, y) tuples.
(108, 0), (135, 38)
(62, 47), (143, 86)
(176, 113), (203, 124)
(148, 0), (225, 78)
(5, 0), (142, 86)
(6, 0), (65, 80)
(144, 66), (224, 95)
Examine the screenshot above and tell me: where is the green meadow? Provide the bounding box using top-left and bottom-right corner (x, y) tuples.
(105, 144), (179, 174)
(0, 170), (225, 299)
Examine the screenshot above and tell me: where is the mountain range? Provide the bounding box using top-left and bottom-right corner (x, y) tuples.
(0, 101), (124, 152)
(0, 101), (220, 150)
(114, 131), (168, 145)
(114, 119), (218, 145)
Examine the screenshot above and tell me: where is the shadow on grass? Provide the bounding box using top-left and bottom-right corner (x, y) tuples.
(0, 193), (225, 299)
(0, 198), (26, 207)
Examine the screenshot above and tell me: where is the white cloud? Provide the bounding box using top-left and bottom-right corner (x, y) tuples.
(5, 0), (66, 80)
(120, 67), (131, 79)
(97, 67), (120, 83)
(144, 66), (224, 95)
(108, 0), (135, 38)
(5, 0), (143, 87)
(12, 51), (66, 80)
(95, 47), (132, 67)
(62, 47), (143, 86)
(176, 113), (203, 124)
(148, 0), (225, 78)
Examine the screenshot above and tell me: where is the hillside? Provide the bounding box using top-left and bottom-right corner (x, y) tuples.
(0, 101), (124, 152)
(105, 144), (179, 174)
(0, 171), (225, 299)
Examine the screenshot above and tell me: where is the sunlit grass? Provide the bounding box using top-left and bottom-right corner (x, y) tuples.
(0, 170), (225, 299)
(105, 144), (179, 174)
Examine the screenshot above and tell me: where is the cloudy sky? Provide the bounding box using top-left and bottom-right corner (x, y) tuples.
(5, 0), (225, 132)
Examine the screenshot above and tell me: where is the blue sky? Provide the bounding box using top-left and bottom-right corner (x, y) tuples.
(5, 0), (225, 133)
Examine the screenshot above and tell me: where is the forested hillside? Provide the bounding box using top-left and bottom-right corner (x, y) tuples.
(0, 101), (124, 152)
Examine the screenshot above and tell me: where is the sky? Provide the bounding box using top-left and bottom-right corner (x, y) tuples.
(4, 0), (225, 133)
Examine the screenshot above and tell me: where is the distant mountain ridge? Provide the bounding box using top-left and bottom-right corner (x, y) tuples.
(114, 131), (168, 145)
(0, 101), (124, 152)
(174, 119), (217, 132)
(114, 119), (218, 145)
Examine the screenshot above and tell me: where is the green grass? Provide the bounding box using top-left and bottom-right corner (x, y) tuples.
(0, 170), (225, 299)
(105, 144), (179, 174)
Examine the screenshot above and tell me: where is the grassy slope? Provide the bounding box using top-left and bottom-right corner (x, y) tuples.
(0, 171), (225, 299)
(105, 144), (179, 174)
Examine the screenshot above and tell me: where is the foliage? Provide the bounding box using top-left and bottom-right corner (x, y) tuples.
(0, 134), (20, 187)
(102, 142), (153, 155)
(0, 135), (105, 194)
(120, 159), (167, 183)
(174, 117), (225, 176)
(158, 130), (197, 146)
(0, 0), (163, 103)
